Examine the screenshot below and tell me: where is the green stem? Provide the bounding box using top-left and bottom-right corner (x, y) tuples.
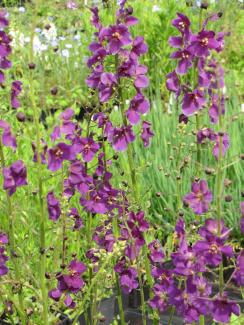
(0, 140), (26, 324)
(116, 273), (126, 325)
(29, 7), (48, 322)
(137, 265), (147, 325)
(167, 306), (175, 325)
(199, 315), (205, 325)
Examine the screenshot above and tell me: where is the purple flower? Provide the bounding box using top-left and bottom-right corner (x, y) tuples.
(87, 46), (107, 68)
(133, 63), (149, 89)
(98, 72), (117, 103)
(168, 36), (183, 48)
(148, 240), (164, 263)
(212, 133), (230, 160)
(199, 218), (230, 241)
(170, 49), (193, 74)
(188, 30), (219, 57)
(0, 120), (16, 151)
(166, 71), (180, 94)
(126, 93), (150, 125)
(99, 24), (132, 54)
(141, 121), (154, 147)
(182, 89), (206, 116)
(131, 36), (148, 59)
(211, 294), (240, 323)
(197, 128), (215, 144)
(86, 64), (103, 89)
(172, 13), (191, 39)
(149, 283), (169, 313)
(0, 232), (8, 277)
(108, 125), (135, 151)
(183, 179), (212, 215)
(11, 81), (22, 109)
(3, 160), (27, 196)
(78, 137), (100, 162)
(193, 237), (233, 267)
(47, 142), (75, 172)
(119, 267), (138, 294)
(233, 249), (244, 287)
(66, 1), (78, 10)
(68, 208), (83, 231)
(47, 192), (61, 221)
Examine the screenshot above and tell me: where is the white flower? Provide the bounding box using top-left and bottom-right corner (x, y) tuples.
(61, 49), (70, 58)
(73, 34), (81, 41)
(18, 7), (26, 13)
(24, 36), (30, 43)
(59, 36), (66, 41)
(241, 103), (244, 113)
(152, 5), (161, 12)
(65, 43), (73, 49)
(35, 28), (42, 33)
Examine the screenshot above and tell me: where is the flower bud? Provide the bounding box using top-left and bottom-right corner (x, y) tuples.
(16, 112), (26, 122)
(45, 272), (50, 279)
(240, 154), (244, 160)
(201, 1), (209, 9)
(241, 191), (244, 198)
(28, 62), (36, 70)
(224, 195), (232, 202)
(51, 86), (58, 96)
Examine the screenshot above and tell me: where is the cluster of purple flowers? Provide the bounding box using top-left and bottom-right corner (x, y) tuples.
(49, 259), (86, 308)
(167, 12), (230, 159)
(11, 80), (22, 109)
(0, 11), (12, 84)
(0, 232), (9, 277)
(86, 0), (154, 151)
(148, 217), (241, 324)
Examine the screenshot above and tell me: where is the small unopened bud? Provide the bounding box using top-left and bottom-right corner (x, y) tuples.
(49, 246), (54, 251)
(16, 112), (26, 122)
(44, 24), (51, 30)
(26, 308), (34, 317)
(72, 253), (77, 258)
(224, 179), (232, 187)
(122, 181), (128, 187)
(176, 176), (181, 181)
(201, 1), (208, 9)
(28, 62), (36, 70)
(186, 0), (193, 7)
(60, 264), (66, 269)
(218, 12), (223, 18)
(156, 192), (161, 197)
(45, 272), (50, 279)
(64, 236), (68, 241)
(179, 212), (184, 217)
(51, 86), (58, 96)
(240, 154), (244, 160)
(99, 315), (106, 322)
(40, 248), (46, 255)
(113, 154), (119, 160)
(224, 195), (233, 202)
(194, 177), (200, 182)
(31, 296), (37, 302)
(205, 168), (214, 175)
(218, 131), (224, 137)
(179, 114), (188, 124)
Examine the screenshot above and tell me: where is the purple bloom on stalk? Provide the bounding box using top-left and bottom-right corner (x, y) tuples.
(188, 30), (219, 57)
(107, 125), (135, 151)
(209, 94), (225, 124)
(126, 92), (150, 125)
(47, 192), (61, 221)
(87, 47), (107, 68)
(98, 72), (117, 103)
(212, 133), (229, 160)
(99, 24), (132, 54)
(78, 137), (100, 162)
(141, 121), (154, 147)
(11, 81), (22, 109)
(172, 13), (191, 39)
(233, 249), (244, 287)
(3, 160), (27, 196)
(119, 267), (138, 294)
(0, 11), (9, 28)
(170, 49), (193, 74)
(166, 71), (180, 94)
(193, 237), (233, 267)
(197, 128), (215, 144)
(68, 208), (83, 231)
(133, 64), (149, 89)
(211, 294), (240, 324)
(183, 179), (212, 215)
(0, 120), (16, 151)
(182, 89), (206, 116)
(168, 36), (183, 48)
(149, 283), (169, 313)
(199, 218), (230, 241)
(148, 240), (165, 263)
(0, 246), (9, 276)
(86, 64), (103, 89)
(131, 36), (148, 59)
(90, 7), (102, 30)
(47, 142), (74, 172)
